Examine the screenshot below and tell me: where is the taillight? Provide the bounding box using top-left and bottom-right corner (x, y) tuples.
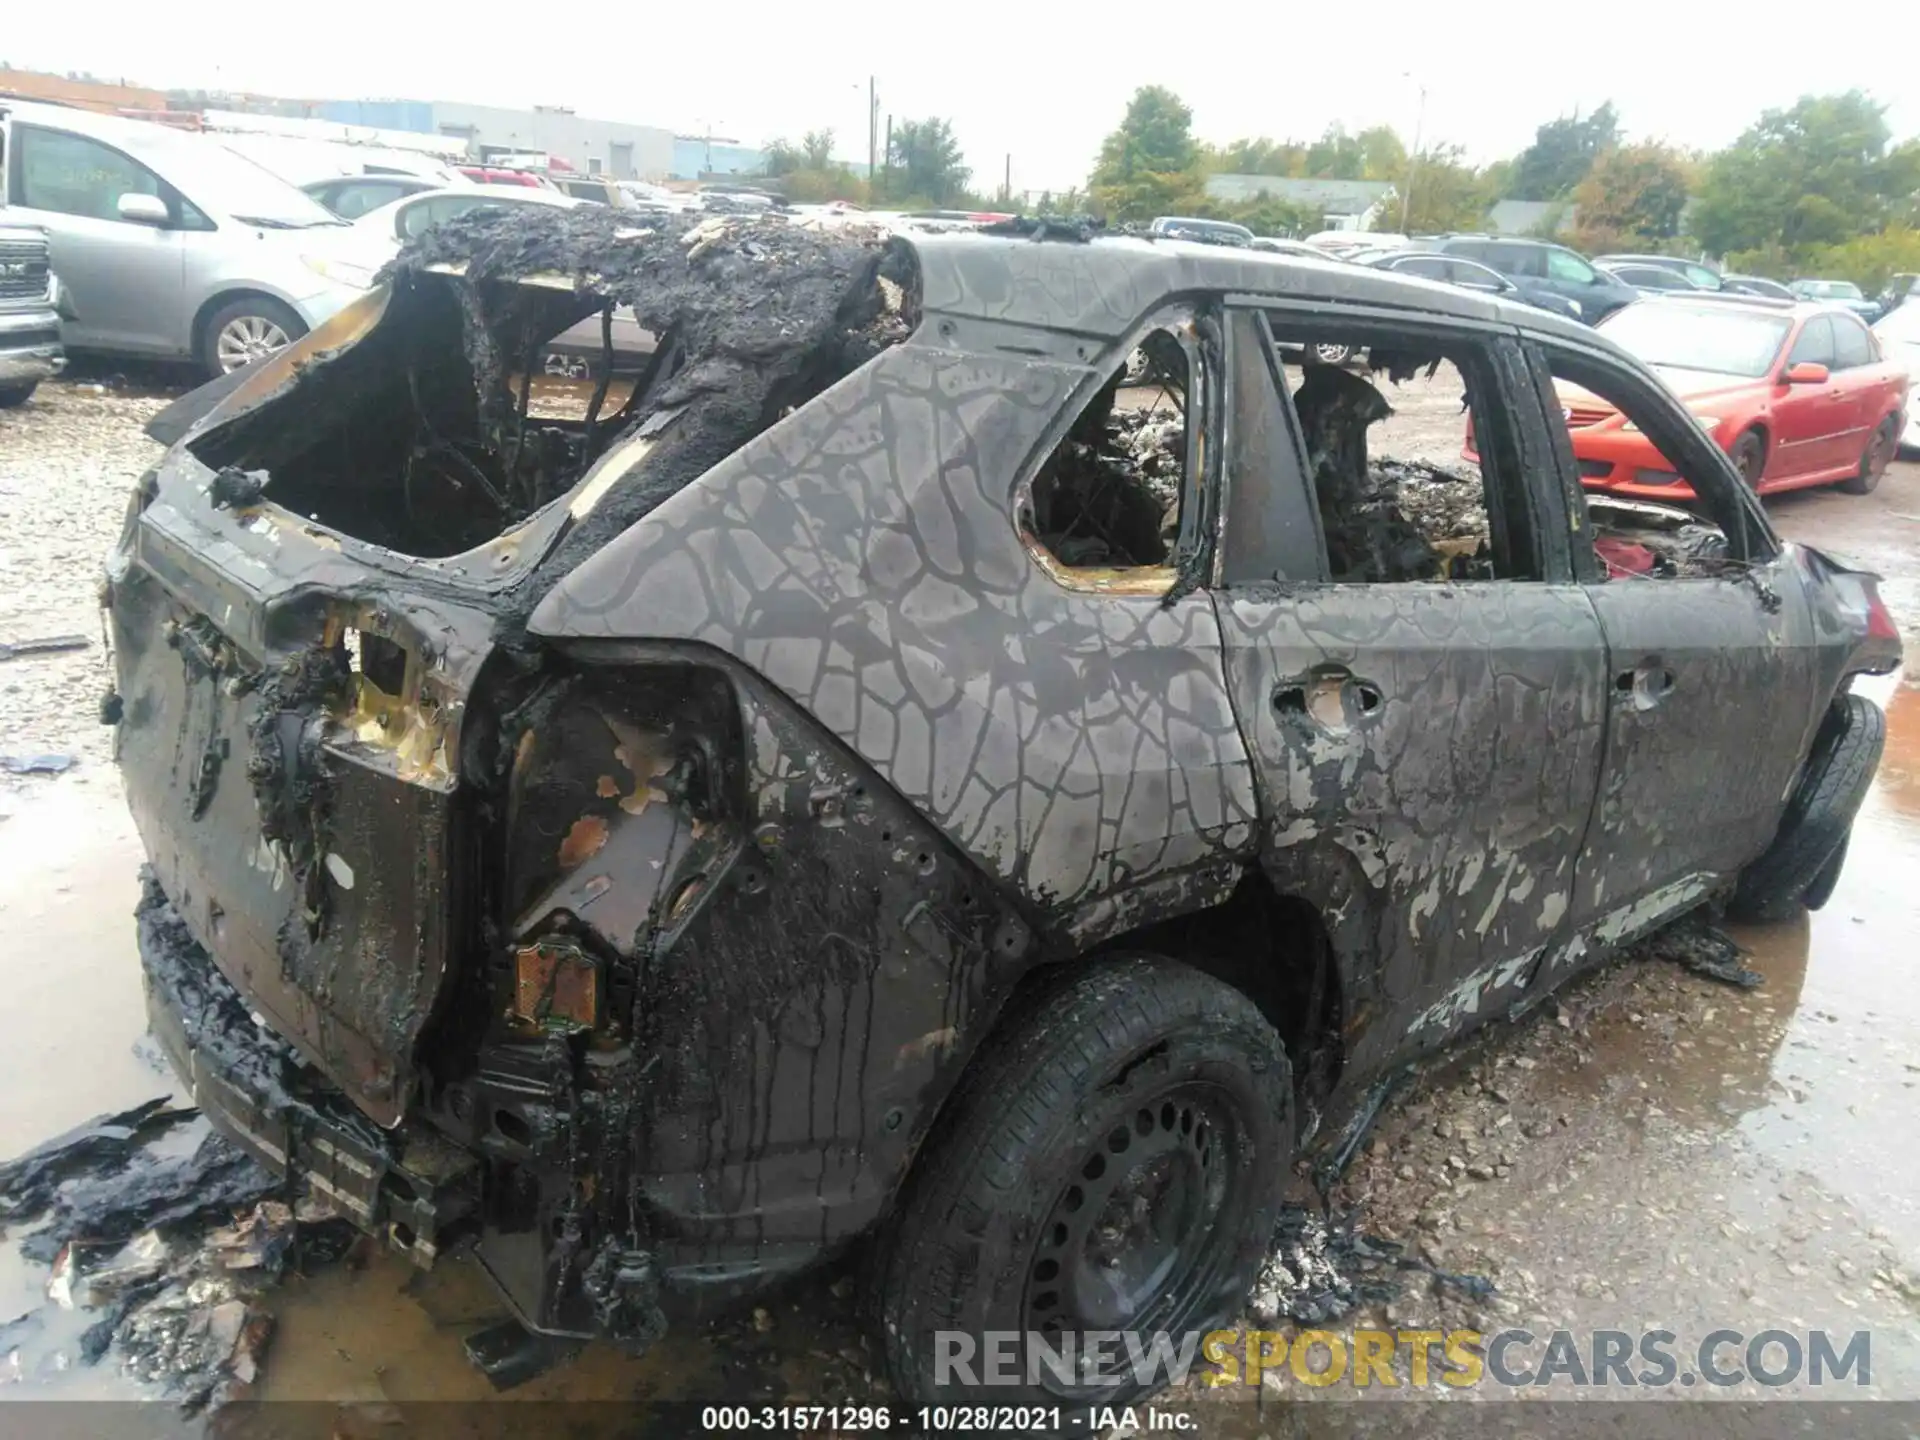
(1867, 588), (1899, 642)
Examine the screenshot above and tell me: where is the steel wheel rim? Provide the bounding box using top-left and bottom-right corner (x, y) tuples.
(1313, 343), (1348, 363)
(1023, 1083), (1241, 1394)
(216, 315), (292, 372)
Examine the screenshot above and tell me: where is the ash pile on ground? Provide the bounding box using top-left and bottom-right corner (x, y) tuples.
(0, 1098), (357, 1409)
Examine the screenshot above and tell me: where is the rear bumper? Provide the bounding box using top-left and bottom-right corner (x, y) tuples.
(136, 870), (480, 1265)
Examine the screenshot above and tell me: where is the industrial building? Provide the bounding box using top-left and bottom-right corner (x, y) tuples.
(318, 99), (675, 181)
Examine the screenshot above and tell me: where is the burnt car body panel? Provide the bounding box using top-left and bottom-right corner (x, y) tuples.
(109, 216), (1898, 1346)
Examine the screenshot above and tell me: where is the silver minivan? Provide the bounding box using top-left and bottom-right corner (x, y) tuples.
(0, 100), (364, 377)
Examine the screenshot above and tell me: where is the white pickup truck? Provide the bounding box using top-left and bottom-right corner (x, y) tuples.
(0, 222), (64, 406)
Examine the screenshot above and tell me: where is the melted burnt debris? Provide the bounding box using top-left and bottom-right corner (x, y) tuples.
(0, 1091), (355, 1409)
(242, 645), (350, 936)
(1248, 1204), (1496, 1326)
(205, 466), (266, 511)
(1645, 917), (1764, 988)
(372, 207), (915, 569)
(185, 207), (914, 566)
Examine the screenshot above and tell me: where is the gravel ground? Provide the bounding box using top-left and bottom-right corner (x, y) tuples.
(0, 379), (169, 802)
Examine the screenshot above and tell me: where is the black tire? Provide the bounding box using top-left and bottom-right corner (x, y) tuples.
(873, 955), (1294, 1415)
(1840, 417), (1896, 495)
(1802, 833), (1849, 911)
(197, 295), (307, 380)
(1728, 695), (1884, 923)
(0, 382), (37, 409)
(1730, 429), (1766, 489)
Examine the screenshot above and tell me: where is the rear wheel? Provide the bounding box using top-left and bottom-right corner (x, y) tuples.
(1730, 429), (1766, 489)
(874, 955), (1294, 1415)
(199, 296), (307, 380)
(1839, 417), (1895, 495)
(0, 382), (37, 409)
(1728, 696), (1884, 923)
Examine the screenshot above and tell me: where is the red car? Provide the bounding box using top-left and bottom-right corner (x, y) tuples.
(1558, 297), (1908, 500)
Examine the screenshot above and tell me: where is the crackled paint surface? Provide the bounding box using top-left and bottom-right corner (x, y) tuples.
(533, 343), (1262, 917)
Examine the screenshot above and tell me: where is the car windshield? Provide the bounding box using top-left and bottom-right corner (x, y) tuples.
(1803, 280), (1863, 299)
(135, 130), (345, 228)
(1598, 304), (1793, 378)
(1877, 303), (1920, 344)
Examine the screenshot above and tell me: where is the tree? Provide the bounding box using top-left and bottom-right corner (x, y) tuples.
(1089, 85), (1205, 221)
(761, 139), (801, 179)
(1385, 145), (1493, 234)
(1509, 102), (1621, 200)
(888, 117), (970, 205)
(1570, 143), (1691, 251)
(800, 129), (836, 172)
(1356, 126), (1409, 183)
(1203, 136), (1308, 178)
(1689, 91), (1911, 256)
(1223, 195), (1319, 237)
(1305, 125), (1366, 180)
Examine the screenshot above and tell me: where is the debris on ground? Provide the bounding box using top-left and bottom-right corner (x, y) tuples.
(1646, 918), (1765, 988)
(0, 1099), (352, 1411)
(0, 753), (77, 775)
(0, 1097), (192, 1219)
(17, 1129), (277, 1265)
(1248, 1204), (1498, 1325)
(0, 635), (90, 662)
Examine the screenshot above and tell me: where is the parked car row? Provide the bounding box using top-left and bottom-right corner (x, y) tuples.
(1464, 294), (1910, 501)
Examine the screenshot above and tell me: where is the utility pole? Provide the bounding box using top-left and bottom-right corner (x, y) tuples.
(867, 76), (877, 190)
(1398, 77), (1428, 234)
(883, 114), (893, 201)
(1004, 153), (1012, 206)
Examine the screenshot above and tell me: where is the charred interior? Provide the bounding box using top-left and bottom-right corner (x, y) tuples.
(187, 210), (917, 561)
(1029, 328), (1191, 570)
(1253, 315), (1742, 585)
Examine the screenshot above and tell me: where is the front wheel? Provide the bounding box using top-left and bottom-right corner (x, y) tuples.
(1839, 417), (1895, 495)
(0, 382), (38, 409)
(874, 956), (1294, 1416)
(199, 296), (307, 380)
(1728, 696), (1884, 923)
(1730, 429), (1767, 489)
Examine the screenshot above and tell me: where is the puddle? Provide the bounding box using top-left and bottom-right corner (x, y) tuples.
(1731, 670), (1920, 1253)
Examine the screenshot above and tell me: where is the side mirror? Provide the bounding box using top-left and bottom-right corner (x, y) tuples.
(116, 193), (170, 226)
(1784, 361), (1830, 385)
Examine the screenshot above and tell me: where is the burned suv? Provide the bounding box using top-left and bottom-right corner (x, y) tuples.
(107, 211), (1897, 1408)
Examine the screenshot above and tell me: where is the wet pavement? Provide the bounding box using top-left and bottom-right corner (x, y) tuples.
(2, 371), (1918, 1423)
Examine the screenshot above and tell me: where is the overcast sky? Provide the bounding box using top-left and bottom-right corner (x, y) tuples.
(5, 4), (1914, 195)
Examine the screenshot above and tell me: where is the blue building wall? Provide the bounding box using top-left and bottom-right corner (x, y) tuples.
(318, 100), (437, 135)
(672, 138), (767, 179)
